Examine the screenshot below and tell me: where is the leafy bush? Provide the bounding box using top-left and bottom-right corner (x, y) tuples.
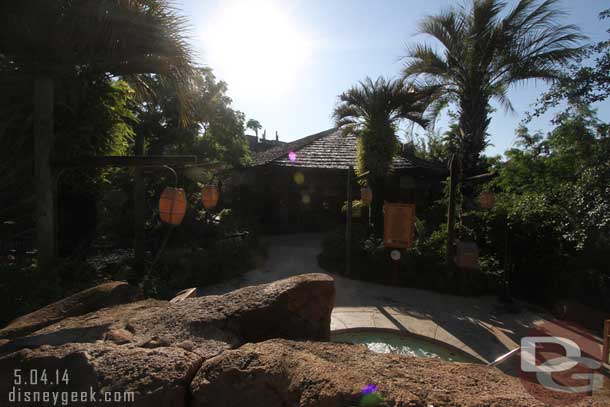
(142, 229), (262, 299)
(0, 255), (100, 325)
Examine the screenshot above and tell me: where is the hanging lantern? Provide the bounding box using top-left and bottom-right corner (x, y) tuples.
(361, 186), (373, 206)
(479, 191), (496, 209)
(159, 187), (187, 225)
(201, 185), (219, 209)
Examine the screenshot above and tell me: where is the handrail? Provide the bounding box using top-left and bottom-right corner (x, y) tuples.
(488, 347), (520, 367)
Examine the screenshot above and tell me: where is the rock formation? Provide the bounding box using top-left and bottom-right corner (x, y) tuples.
(0, 274), (335, 406)
(0, 274), (605, 406)
(0, 281), (143, 340)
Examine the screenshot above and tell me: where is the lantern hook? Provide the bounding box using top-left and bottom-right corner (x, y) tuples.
(163, 165), (178, 187)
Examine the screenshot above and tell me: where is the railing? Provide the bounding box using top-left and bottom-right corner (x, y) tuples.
(602, 319), (610, 364)
(487, 347), (520, 367)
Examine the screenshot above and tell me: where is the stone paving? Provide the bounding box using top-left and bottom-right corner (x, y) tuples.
(200, 234), (555, 365)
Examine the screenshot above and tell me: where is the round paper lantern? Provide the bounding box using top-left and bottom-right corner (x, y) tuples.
(361, 186), (373, 206)
(159, 187), (187, 225)
(479, 191), (496, 209)
(201, 185), (219, 209)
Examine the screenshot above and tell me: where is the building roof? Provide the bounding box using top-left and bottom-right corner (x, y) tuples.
(252, 128), (444, 173)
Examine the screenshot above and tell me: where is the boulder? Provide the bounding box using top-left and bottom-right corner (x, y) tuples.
(0, 342), (202, 407)
(1, 273), (335, 357)
(0, 274), (336, 406)
(0, 281), (143, 340)
(191, 339), (605, 407)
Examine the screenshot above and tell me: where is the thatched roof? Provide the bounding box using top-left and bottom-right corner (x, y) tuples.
(252, 129), (444, 173)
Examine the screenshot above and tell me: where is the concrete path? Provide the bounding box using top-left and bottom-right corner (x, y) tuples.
(200, 233), (551, 365)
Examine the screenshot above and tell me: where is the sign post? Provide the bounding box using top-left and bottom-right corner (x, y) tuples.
(345, 166), (353, 276)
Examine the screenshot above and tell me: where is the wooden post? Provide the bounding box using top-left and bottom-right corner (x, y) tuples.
(33, 75), (56, 271)
(345, 165), (353, 276)
(133, 133), (145, 275)
(602, 319), (610, 364)
(446, 154), (457, 272)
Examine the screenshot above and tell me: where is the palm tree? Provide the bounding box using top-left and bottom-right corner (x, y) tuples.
(402, 0), (584, 177)
(246, 119), (262, 139)
(334, 77), (429, 233)
(0, 0), (195, 271)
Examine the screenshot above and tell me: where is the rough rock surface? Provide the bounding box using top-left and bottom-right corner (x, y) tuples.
(0, 273), (335, 357)
(191, 339), (605, 407)
(1, 274), (604, 407)
(0, 274), (336, 406)
(0, 281), (143, 340)
(0, 342), (202, 407)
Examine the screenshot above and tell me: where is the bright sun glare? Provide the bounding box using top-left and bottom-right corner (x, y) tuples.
(203, 1), (311, 100)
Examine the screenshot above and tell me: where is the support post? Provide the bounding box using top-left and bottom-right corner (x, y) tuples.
(134, 133), (145, 275)
(345, 165), (353, 276)
(446, 154), (457, 272)
(33, 75), (56, 271)
(602, 319), (610, 365)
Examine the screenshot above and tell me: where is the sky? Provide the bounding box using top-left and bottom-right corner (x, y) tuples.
(177, 0), (609, 156)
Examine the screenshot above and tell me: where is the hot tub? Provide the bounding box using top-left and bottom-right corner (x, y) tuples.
(331, 328), (481, 363)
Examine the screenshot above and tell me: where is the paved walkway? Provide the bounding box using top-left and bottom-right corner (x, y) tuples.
(200, 234), (551, 365)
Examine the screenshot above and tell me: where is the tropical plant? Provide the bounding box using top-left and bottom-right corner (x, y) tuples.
(475, 108), (610, 308)
(135, 68), (251, 168)
(530, 8), (610, 117)
(333, 76), (429, 233)
(0, 0), (195, 271)
(246, 119), (263, 138)
(402, 0), (584, 177)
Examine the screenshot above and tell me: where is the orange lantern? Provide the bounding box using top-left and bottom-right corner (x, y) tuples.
(361, 186), (373, 206)
(201, 185), (219, 209)
(479, 191), (496, 209)
(159, 187), (187, 225)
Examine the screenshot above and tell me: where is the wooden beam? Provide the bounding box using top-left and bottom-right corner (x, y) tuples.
(133, 138), (146, 276)
(464, 171), (498, 182)
(34, 74), (56, 271)
(446, 154), (457, 273)
(602, 319), (610, 364)
(345, 165), (353, 276)
(52, 155), (197, 168)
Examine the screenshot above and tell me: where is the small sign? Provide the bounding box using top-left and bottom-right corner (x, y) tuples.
(390, 250), (401, 261)
(455, 241), (479, 269)
(383, 203), (415, 248)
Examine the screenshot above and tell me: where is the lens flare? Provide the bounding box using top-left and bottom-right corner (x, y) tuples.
(361, 384), (378, 395)
(293, 172), (305, 185)
(359, 384), (383, 407)
(288, 151), (297, 162)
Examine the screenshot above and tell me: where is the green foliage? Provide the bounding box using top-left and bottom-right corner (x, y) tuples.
(531, 8), (610, 116)
(0, 255), (98, 325)
(133, 68), (251, 168)
(403, 0), (584, 175)
(246, 119), (262, 137)
(143, 229), (261, 299)
(333, 77), (430, 233)
(472, 108), (610, 308)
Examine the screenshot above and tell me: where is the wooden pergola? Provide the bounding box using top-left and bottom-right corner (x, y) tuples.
(51, 154), (225, 273)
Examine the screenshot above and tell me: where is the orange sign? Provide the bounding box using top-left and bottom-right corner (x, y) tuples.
(455, 241), (479, 269)
(383, 203), (415, 248)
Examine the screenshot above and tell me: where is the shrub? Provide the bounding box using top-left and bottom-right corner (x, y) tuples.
(143, 231), (261, 299)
